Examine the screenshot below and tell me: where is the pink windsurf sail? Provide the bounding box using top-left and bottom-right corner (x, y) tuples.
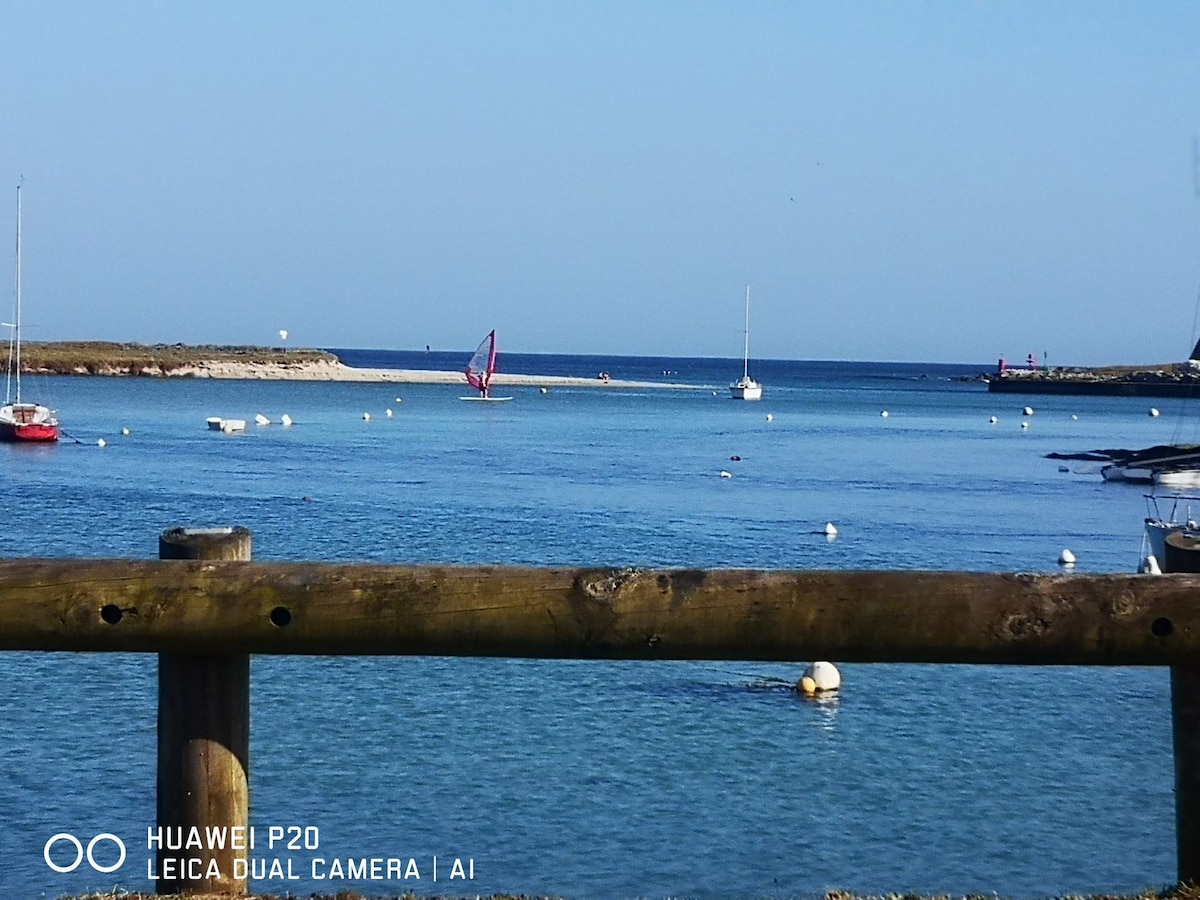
(464, 330), (497, 397)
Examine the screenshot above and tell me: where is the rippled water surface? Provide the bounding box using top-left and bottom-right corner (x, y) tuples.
(0, 353), (1183, 898)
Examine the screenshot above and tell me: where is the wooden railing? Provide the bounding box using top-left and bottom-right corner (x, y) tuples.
(5, 526), (1200, 896)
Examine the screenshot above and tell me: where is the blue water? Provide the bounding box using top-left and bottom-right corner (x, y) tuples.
(0, 352), (1182, 898)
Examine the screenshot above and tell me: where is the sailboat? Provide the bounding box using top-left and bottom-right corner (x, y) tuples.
(0, 184), (58, 442)
(460, 329), (513, 402)
(729, 285), (763, 400)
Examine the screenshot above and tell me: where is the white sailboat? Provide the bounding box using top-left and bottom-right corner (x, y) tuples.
(0, 183), (59, 442)
(729, 285), (763, 401)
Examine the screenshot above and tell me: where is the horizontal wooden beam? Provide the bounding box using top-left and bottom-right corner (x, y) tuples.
(0, 560), (1195, 664)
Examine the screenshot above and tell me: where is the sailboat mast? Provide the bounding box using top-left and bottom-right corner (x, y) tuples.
(742, 285), (751, 380)
(9, 184), (20, 405)
(485, 329), (497, 396)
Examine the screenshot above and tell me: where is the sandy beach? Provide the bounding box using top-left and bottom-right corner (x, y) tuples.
(166, 358), (695, 389)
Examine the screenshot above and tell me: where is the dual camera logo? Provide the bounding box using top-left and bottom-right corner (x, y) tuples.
(44, 833), (127, 874)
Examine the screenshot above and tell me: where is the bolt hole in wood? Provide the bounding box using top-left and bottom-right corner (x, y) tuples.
(270, 606), (292, 627)
(100, 603), (122, 625)
(1154, 617), (1174, 638)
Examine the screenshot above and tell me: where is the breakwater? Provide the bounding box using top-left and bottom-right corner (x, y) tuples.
(986, 367), (1200, 397)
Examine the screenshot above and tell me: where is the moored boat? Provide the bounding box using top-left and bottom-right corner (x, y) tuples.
(729, 286), (763, 401)
(1139, 492), (1200, 573)
(0, 184), (58, 443)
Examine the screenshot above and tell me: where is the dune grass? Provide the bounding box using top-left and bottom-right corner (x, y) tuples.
(14, 341), (336, 375)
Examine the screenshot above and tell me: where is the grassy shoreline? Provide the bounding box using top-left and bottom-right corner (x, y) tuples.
(17, 341), (337, 376)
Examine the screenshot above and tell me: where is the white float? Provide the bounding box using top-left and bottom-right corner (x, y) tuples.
(798, 661), (841, 694)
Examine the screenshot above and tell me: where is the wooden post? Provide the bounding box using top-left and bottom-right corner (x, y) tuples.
(1164, 533), (1200, 884)
(157, 527), (251, 896)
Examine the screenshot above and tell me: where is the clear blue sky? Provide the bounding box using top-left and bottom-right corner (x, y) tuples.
(2, 2), (1198, 365)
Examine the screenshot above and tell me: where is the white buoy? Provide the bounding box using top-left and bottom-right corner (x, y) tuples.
(121, 427), (130, 436)
(880, 410), (889, 418)
(255, 413), (270, 426)
(1022, 406), (1034, 416)
(386, 409), (394, 417)
(719, 470), (733, 479)
(280, 414), (293, 427)
(798, 661), (841, 694)
(989, 415), (998, 424)
(97, 438), (106, 448)
(766, 413), (774, 422)
(1140, 554), (1163, 575)
(540, 387), (548, 394)
(395, 397), (403, 404)
(1150, 408), (1161, 417)
(1058, 548), (1076, 566)
(824, 522), (838, 537)
(1021, 421), (1029, 429)
(362, 412), (371, 421)
(1071, 414), (1078, 420)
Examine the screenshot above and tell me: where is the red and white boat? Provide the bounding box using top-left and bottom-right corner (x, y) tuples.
(0, 184), (58, 443)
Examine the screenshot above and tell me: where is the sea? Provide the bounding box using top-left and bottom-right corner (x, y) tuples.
(0, 349), (1192, 899)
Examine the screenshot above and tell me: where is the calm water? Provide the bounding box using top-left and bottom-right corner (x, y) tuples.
(0, 352), (1184, 898)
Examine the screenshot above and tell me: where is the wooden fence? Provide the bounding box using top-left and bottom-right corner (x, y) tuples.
(5, 526), (1200, 896)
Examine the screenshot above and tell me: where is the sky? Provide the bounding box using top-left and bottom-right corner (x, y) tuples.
(1, 1), (1199, 365)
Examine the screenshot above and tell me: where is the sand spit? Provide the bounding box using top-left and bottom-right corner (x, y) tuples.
(163, 358), (694, 389)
